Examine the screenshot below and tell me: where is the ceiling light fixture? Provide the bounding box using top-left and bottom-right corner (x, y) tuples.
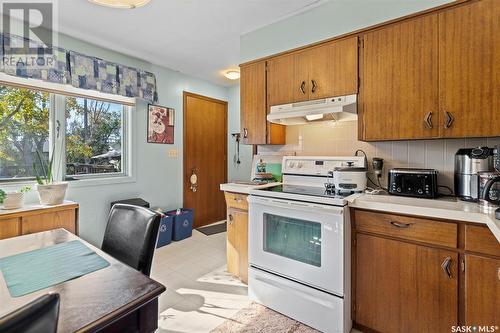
(224, 70), (240, 80)
(87, 0), (151, 9)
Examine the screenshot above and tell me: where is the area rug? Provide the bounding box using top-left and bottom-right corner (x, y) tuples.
(210, 302), (320, 333)
(197, 222), (227, 236)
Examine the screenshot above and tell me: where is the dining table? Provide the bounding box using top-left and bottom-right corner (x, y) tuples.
(0, 228), (166, 333)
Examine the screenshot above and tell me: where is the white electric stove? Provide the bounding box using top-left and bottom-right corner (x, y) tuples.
(248, 156), (366, 333)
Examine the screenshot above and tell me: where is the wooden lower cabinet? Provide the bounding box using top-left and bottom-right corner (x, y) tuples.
(0, 202), (79, 239)
(224, 192), (249, 284)
(353, 208), (500, 333)
(355, 233), (458, 333)
(464, 255), (500, 326)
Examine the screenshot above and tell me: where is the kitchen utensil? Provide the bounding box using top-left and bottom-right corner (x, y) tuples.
(333, 163), (367, 194)
(478, 171), (500, 210)
(388, 168), (438, 199)
(455, 147), (495, 201)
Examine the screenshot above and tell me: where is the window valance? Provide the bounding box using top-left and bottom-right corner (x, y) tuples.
(1, 33), (158, 103)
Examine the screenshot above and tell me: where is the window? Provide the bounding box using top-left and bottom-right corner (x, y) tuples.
(0, 83), (132, 183)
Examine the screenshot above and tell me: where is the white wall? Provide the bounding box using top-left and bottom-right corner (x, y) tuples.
(227, 86), (254, 181)
(241, 0), (453, 62)
(5, 32), (231, 247)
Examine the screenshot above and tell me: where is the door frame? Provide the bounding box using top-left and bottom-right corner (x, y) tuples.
(182, 91), (228, 217)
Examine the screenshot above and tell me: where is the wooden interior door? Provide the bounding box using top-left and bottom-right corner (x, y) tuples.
(355, 233), (458, 333)
(240, 62), (267, 144)
(306, 37), (358, 99)
(360, 14), (439, 141)
(183, 92), (227, 228)
(438, 0), (500, 137)
(464, 254), (500, 326)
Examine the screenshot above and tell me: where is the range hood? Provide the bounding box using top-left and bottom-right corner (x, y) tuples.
(267, 94), (357, 125)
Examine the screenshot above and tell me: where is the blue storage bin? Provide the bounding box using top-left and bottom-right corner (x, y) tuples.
(156, 214), (174, 248)
(168, 209), (194, 241)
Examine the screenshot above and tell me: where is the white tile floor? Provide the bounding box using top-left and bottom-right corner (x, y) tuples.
(151, 226), (362, 333)
(151, 228), (249, 333)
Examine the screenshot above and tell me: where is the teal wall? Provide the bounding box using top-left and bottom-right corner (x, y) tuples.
(241, 0), (453, 62)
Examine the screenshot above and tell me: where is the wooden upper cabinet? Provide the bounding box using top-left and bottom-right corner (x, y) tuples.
(267, 53), (297, 107)
(360, 14), (439, 141)
(439, 0), (500, 138)
(240, 62), (267, 144)
(305, 37), (358, 99)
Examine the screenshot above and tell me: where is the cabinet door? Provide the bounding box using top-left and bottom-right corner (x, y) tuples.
(240, 62), (267, 144)
(226, 209), (248, 283)
(439, 0), (500, 137)
(306, 37), (358, 99)
(355, 234), (458, 333)
(360, 14), (439, 141)
(465, 255), (500, 326)
(267, 54), (301, 106)
(0, 218), (21, 239)
(22, 209), (76, 235)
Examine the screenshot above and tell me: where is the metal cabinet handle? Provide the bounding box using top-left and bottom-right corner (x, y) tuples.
(300, 81), (306, 94)
(424, 112), (433, 129)
(444, 111), (455, 129)
(441, 256), (452, 279)
(228, 214), (234, 224)
(243, 128), (248, 138)
(311, 80), (318, 93)
(390, 221), (411, 228)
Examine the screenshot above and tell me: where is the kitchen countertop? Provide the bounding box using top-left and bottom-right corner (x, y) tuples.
(220, 182), (281, 195)
(348, 194), (500, 243)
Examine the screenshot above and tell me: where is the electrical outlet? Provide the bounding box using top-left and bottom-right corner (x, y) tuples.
(168, 149), (178, 158)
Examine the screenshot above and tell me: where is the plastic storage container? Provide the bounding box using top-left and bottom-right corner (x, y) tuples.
(156, 213), (174, 248)
(168, 209), (194, 241)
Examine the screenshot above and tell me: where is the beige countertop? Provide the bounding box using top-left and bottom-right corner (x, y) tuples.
(220, 182), (280, 195)
(348, 194), (500, 243)
(0, 200), (78, 217)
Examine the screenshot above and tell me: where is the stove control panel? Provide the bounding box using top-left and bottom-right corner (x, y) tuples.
(282, 156), (366, 176)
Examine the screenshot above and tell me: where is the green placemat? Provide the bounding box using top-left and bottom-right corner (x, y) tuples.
(0, 240), (110, 297)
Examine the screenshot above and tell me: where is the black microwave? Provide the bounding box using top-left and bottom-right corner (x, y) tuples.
(388, 168), (439, 199)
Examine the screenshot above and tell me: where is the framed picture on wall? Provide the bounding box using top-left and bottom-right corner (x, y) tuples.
(147, 104), (174, 144)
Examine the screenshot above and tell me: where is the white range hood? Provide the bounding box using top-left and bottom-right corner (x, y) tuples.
(267, 94), (357, 125)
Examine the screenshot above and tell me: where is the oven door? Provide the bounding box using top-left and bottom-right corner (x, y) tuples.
(248, 195), (344, 296)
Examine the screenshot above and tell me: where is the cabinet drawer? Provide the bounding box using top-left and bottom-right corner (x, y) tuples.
(354, 210), (457, 248)
(224, 192), (248, 211)
(21, 209), (76, 235)
(465, 225), (500, 257)
(0, 217), (21, 240)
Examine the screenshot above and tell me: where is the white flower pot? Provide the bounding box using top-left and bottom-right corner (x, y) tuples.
(2, 192), (25, 210)
(37, 182), (68, 206)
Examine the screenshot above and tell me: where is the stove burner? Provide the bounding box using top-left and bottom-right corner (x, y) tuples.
(259, 185), (353, 199)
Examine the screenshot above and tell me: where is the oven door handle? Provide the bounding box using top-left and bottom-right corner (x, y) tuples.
(249, 196), (344, 215)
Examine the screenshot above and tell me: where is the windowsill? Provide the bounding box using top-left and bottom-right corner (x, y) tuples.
(0, 174), (136, 191)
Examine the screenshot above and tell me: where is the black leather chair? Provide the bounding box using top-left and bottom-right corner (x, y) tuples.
(102, 203), (161, 276)
(0, 293), (60, 333)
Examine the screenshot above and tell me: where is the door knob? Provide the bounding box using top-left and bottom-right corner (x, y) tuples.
(190, 168), (198, 192)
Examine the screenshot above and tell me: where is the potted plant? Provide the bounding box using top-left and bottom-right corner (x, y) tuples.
(1, 186), (31, 210)
(33, 150), (68, 206)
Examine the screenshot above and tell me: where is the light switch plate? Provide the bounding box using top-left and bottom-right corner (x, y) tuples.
(168, 149), (178, 158)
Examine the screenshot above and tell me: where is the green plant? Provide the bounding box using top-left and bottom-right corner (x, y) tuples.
(33, 148), (55, 185)
(0, 189), (5, 204)
(20, 186), (31, 193)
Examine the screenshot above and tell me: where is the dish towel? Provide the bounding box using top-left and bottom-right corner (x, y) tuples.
(0, 240), (110, 297)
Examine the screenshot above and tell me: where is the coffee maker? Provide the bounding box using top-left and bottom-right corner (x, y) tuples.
(454, 147), (496, 201)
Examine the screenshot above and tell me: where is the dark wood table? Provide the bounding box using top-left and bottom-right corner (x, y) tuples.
(0, 228), (166, 333)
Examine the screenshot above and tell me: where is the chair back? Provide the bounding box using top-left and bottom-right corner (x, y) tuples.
(102, 204), (161, 276)
(0, 293), (60, 333)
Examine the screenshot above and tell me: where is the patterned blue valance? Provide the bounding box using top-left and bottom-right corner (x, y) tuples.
(1, 33), (158, 103)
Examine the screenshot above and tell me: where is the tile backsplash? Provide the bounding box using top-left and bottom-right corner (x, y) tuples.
(258, 121), (500, 192)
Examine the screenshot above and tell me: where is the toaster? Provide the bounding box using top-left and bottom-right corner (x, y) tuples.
(388, 168), (439, 199)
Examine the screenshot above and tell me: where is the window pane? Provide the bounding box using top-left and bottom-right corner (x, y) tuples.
(263, 213), (322, 267)
(65, 97), (124, 177)
(0, 85), (50, 181)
